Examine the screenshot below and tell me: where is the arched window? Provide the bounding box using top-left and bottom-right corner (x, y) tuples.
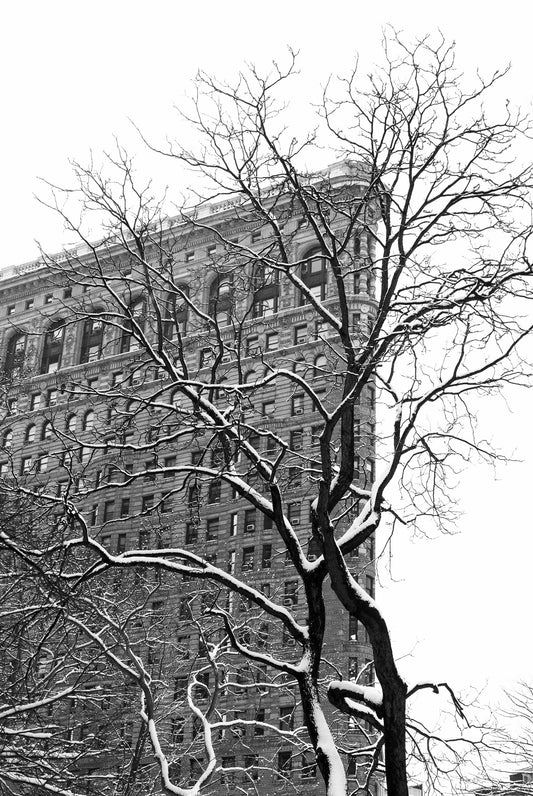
(243, 370), (257, 384)
(2, 429), (13, 450)
(41, 320), (65, 374)
(66, 414), (77, 433)
(83, 410), (95, 431)
(121, 299), (145, 353)
(314, 354), (328, 375)
(5, 332), (27, 378)
(164, 285), (189, 340)
(25, 424), (36, 443)
(299, 249), (328, 305)
(208, 274), (233, 326)
(80, 316), (104, 363)
(293, 359), (307, 376)
(251, 264), (279, 318)
(41, 421), (53, 441)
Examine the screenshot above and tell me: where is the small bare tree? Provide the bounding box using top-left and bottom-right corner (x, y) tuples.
(2, 31), (533, 796)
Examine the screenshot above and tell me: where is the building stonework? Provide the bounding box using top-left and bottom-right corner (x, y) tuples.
(0, 177), (380, 793)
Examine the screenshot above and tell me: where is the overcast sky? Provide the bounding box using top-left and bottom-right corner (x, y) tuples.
(2, 0), (533, 715)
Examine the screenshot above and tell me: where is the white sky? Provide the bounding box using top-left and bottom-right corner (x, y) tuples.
(2, 0), (533, 719)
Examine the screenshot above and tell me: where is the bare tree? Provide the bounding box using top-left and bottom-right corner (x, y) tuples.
(1, 30), (533, 796)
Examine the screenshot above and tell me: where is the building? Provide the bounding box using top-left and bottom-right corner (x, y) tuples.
(0, 162), (379, 793)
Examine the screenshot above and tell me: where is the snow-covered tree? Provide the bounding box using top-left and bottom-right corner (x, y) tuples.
(2, 31), (533, 796)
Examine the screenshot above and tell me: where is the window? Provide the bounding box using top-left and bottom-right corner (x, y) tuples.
(221, 756), (235, 785)
(242, 546), (254, 571)
(185, 522), (198, 545)
(314, 353), (327, 376)
(290, 429), (303, 451)
(244, 754), (259, 780)
(288, 466), (302, 488)
(229, 512), (238, 537)
(291, 394), (304, 416)
(299, 249), (328, 304)
(47, 389), (58, 407)
(244, 508), (256, 533)
(265, 332), (278, 351)
(66, 414), (77, 433)
(185, 251), (195, 262)
(19, 456), (31, 474)
(25, 424), (36, 443)
(206, 517), (219, 541)
(141, 495), (154, 513)
(262, 399), (275, 416)
(311, 424), (323, 446)
(2, 429), (13, 450)
(208, 274), (233, 325)
(287, 502), (301, 526)
(294, 324), (307, 345)
(284, 580), (298, 606)
(188, 484), (200, 515)
(251, 231), (261, 243)
(116, 534), (127, 554)
(207, 479), (221, 504)
(90, 505), (99, 526)
(367, 535), (375, 560)
(251, 262), (279, 317)
(83, 411), (95, 431)
(277, 750), (292, 778)
(163, 455), (176, 477)
(7, 397), (18, 415)
(44, 293), (54, 305)
(365, 575), (375, 599)
(120, 498), (130, 518)
(103, 501), (115, 521)
(120, 300), (145, 353)
(7, 304), (16, 315)
(163, 285), (189, 339)
(63, 287), (72, 299)
(37, 454), (49, 473)
(40, 320), (65, 374)
(349, 614), (358, 641)
(80, 317), (104, 363)
(279, 705), (294, 730)
(246, 335), (259, 356)
(307, 537), (321, 561)
(30, 393), (41, 411)
(144, 459), (156, 482)
(200, 348), (212, 368)
(254, 708), (265, 735)
(261, 543), (272, 569)
(5, 332), (26, 378)
(364, 659), (374, 685)
(301, 753), (317, 779)
(41, 421), (52, 441)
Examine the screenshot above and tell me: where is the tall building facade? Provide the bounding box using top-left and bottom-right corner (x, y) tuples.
(0, 163), (379, 794)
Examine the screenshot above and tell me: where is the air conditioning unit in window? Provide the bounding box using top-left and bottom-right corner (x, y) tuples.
(221, 354), (231, 363)
(283, 597), (294, 606)
(246, 523), (256, 532)
(292, 518), (300, 526)
(294, 407), (304, 415)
